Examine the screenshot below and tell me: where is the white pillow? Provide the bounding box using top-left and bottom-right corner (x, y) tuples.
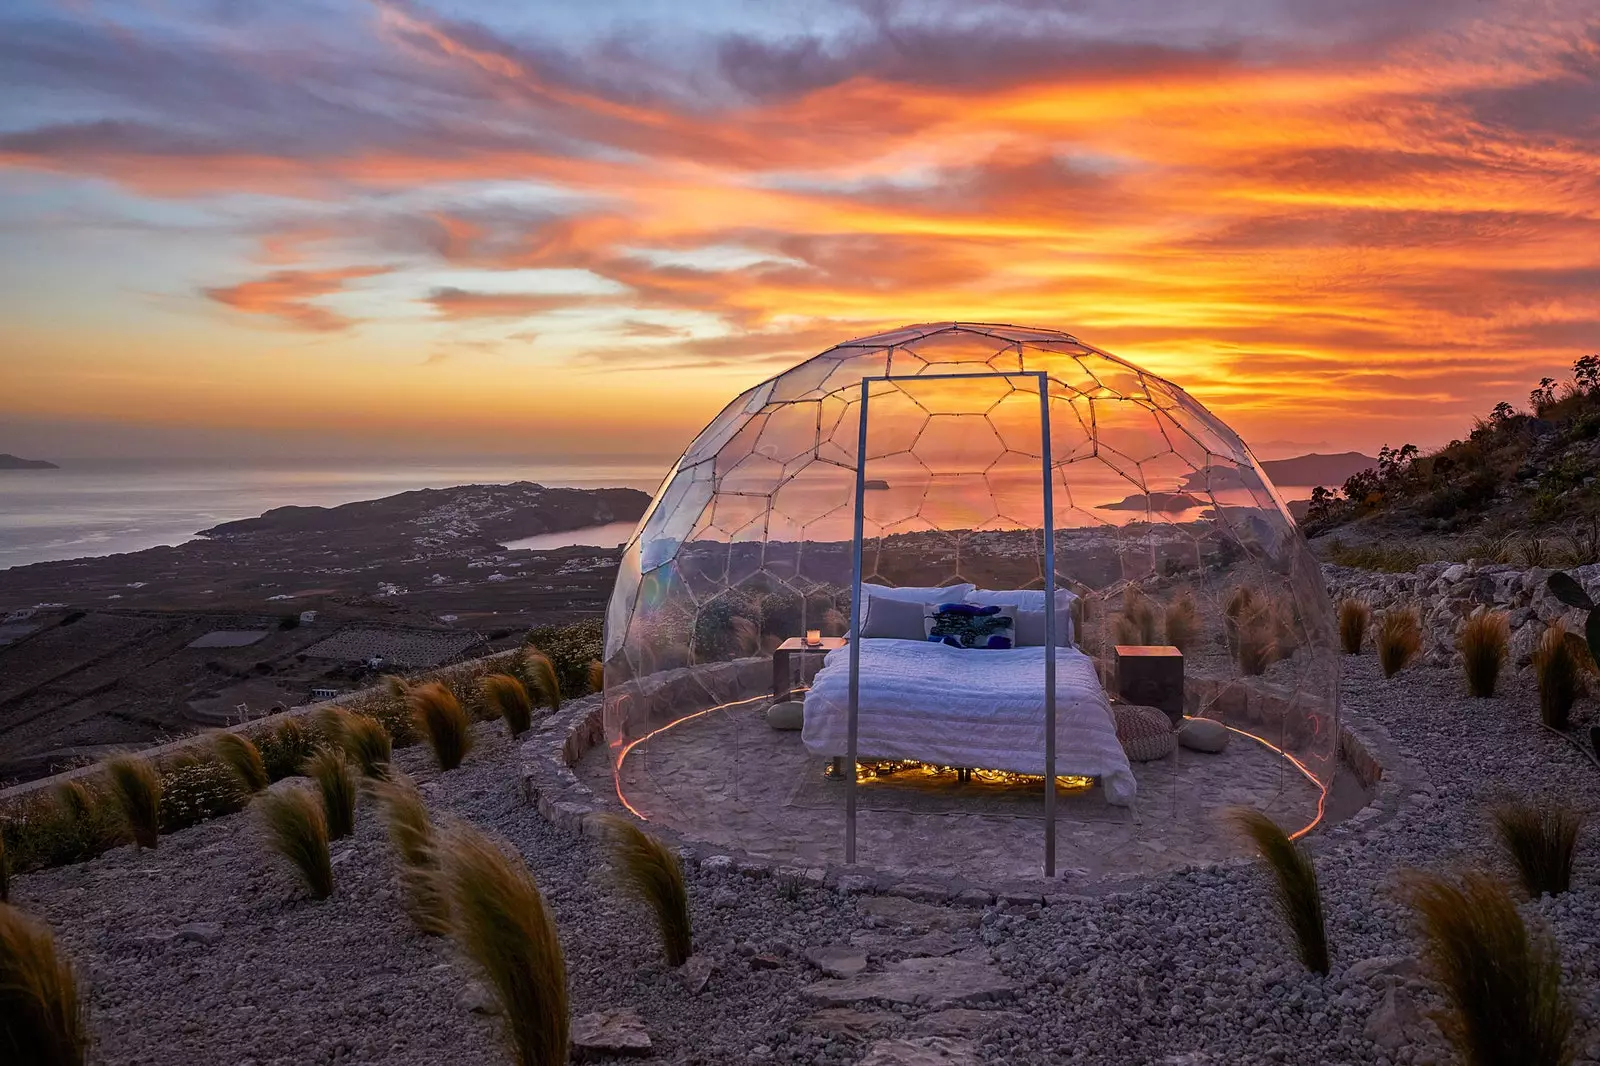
(861, 581), (975, 604)
(967, 588), (1077, 645)
(1014, 607), (1075, 647)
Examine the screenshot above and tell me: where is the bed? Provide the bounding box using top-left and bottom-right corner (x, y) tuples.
(800, 638), (1137, 805)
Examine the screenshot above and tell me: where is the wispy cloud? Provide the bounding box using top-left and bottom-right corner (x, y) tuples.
(203, 266), (392, 331)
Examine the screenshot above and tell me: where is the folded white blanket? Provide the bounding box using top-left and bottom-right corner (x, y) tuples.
(801, 638), (1136, 805)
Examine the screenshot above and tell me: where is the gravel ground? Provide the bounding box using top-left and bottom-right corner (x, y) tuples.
(12, 656), (1600, 1066)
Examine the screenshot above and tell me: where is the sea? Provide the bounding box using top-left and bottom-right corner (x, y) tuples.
(0, 458), (666, 571)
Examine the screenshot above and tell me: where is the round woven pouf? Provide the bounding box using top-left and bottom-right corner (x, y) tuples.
(1113, 704), (1176, 761)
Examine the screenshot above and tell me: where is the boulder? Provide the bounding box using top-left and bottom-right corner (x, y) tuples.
(766, 701), (805, 730)
(1178, 717), (1229, 753)
(860, 1037), (981, 1066)
(572, 1008), (652, 1059)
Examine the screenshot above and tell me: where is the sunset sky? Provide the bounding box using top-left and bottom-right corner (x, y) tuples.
(2, 0), (1597, 465)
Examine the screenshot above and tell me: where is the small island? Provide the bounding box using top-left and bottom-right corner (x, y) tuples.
(0, 453), (58, 470)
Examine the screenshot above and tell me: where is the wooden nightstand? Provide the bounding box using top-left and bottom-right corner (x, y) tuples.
(772, 636), (847, 700)
(1114, 645), (1184, 724)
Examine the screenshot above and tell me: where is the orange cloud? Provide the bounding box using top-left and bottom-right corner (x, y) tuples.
(204, 266), (391, 331)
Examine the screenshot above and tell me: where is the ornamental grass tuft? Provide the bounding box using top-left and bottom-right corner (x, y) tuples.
(258, 717), (314, 782)
(0, 835), (8, 905)
(0, 902), (87, 1065)
(1403, 869), (1574, 1066)
(212, 731), (269, 793)
(1377, 606), (1423, 678)
(104, 754), (162, 850)
(1338, 598), (1371, 655)
(409, 681), (474, 771)
(259, 787), (333, 900)
(1228, 807), (1328, 974)
(1162, 590), (1200, 654)
(1458, 609), (1510, 698)
(1532, 621), (1583, 730)
(587, 660), (604, 694)
(341, 713), (393, 778)
(441, 824), (568, 1066)
(306, 746), (357, 840)
(523, 649), (562, 713)
(1493, 799), (1584, 898)
(595, 813), (692, 967)
(481, 673), (534, 737)
(373, 773), (449, 935)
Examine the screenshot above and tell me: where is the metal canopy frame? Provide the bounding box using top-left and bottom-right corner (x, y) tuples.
(845, 370), (1059, 876)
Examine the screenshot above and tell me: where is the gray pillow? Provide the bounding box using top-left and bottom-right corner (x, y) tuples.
(860, 595), (931, 640)
(1015, 607), (1074, 647)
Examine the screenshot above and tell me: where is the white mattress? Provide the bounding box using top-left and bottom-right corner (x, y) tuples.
(801, 638), (1136, 805)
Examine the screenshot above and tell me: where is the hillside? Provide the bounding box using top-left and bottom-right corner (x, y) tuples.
(0, 452), (58, 469)
(1304, 355), (1600, 561)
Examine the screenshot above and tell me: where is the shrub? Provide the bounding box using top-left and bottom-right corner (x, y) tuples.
(1403, 869), (1573, 1066)
(0, 788), (121, 873)
(260, 787), (333, 900)
(212, 732), (269, 793)
(105, 755), (162, 850)
(257, 718), (314, 782)
(441, 825), (568, 1066)
(0, 902), (87, 1064)
(525, 618), (603, 696)
(373, 774), (448, 935)
(587, 660), (604, 694)
(54, 782), (94, 823)
(341, 714), (393, 778)
(158, 755), (248, 833)
(1533, 622), (1582, 729)
(1337, 598), (1370, 655)
(1377, 606), (1423, 678)
(362, 695), (418, 748)
(1162, 590), (1200, 654)
(595, 813), (692, 967)
(1237, 613), (1279, 677)
(1494, 800), (1584, 898)
(0, 835), (8, 905)
(522, 650), (562, 714)
(410, 682), (474, 771)
(1111, 589), (1159, 647)
(1228, 808), (1328, 974)
(1457, 609), (1510, 698)
(306, 747), (356, 840)
(482, 674), (534, 737)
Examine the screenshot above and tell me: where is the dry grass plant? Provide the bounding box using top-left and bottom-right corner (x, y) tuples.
(306, 747), (357, 840)
(212, 732), (269, 793)
(341, 714), (393, 778)
(595, 813), (693, 966)
(523, 649), (562, 713)
(0, 835), (8, 905)
(441, 824), (568, 1066)
(1403, 869), (1574, 1066)
(587, 660), (604, 694)
(1338, 598), (1371, 655)
(1493, 800), (1585, 898)
(1533, 622), (1583, 729)
(373, 774), (449, 935)
(1228, 808), (1328, 973)
(104, 754), (162, 850)
(1162, 590), (1200, 653)
(259, 787), (333, 900)
(409, 681), (474, 771)
(1377, 606), (1423, 678)
(258, 717), (314, 782)
(481, 673), (534, 737)
(0, 902), (87, 1065)
(1458, 609), (1510, 698)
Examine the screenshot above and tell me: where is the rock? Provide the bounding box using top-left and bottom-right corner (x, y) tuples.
(837, 874), (876, 895)
(175, 922), (224, 945)
(766, 701), (804, 730)
(679, 953), (714, 993)
(1440, 563), (1467, 584)
(797, 1007), (893, 1041)
(572, 1008), (652, 1059)
(1363, 983), (1431, 1050)
(859, 1036), (981, 1066)
(1343, 955), (1421, 986)
(750, 953), (784, 971)
(806, 945), (869, 978)
(456, 982), (500, 1014)
(859, 895), (981, 933)
(909, 1008), (1020, 1038)
(802, 957), (1017, 1008)
(1178, 717), (1229, 753)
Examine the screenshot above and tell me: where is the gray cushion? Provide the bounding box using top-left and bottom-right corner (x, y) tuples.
(862, 582), (975, 603)
(1178, 717), (1229, 753)
(860, 595), (931, 640)
(1014, 607), (1074, 647)
(767, 701), (805, 730)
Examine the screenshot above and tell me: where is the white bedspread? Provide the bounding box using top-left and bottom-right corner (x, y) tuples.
(801, 639), (1136, 806)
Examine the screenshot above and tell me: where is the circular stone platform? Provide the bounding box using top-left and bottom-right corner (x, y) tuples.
(576, 695), (1328, 883)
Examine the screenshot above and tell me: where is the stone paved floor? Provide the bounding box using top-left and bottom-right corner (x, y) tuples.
(588, 700), (1326, 883)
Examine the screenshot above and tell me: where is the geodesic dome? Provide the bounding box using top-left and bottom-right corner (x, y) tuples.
(602, 323), (1338, 880)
